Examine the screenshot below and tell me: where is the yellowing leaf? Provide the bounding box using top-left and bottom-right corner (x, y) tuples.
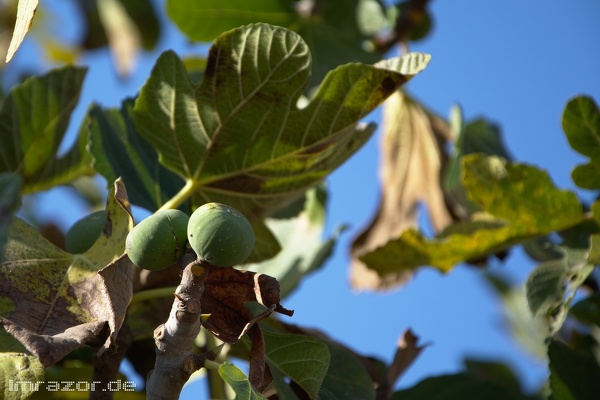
(350, 91), (455, 290)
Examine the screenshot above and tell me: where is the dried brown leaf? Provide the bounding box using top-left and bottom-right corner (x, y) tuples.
(350, 91), (454, 291)
(0, 179), (133, 366)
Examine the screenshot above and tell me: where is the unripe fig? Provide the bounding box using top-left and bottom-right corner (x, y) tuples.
(187, 203), (255, 267)
(126, 209), (189, 271)
(65, 210), (107, 253)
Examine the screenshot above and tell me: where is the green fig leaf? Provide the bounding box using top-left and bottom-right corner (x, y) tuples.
(562, 95), (600, 189)
(87, 100), (184, 212)
(219, 362), (268, 400)
(0, 66), (93, 192)
(264, 330), (330, 399)
(133, 24), (429, 217)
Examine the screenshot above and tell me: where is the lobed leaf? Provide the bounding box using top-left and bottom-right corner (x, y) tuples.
(132, 23), (429, 217)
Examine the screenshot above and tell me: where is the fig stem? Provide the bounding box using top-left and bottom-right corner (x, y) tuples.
(158, 179), (199, 211)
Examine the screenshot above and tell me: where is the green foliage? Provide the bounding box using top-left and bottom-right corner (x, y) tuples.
(0, 1), (598, 399)
(563, 96), (600, 189)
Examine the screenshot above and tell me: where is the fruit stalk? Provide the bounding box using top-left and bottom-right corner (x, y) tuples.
(145, 258), (213, 400)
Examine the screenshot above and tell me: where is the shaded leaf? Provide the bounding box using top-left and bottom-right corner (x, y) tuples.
(351, 91), (454, 290)
(264, 330), (330, 399)
(0, 179), (133, 366)
(361, 155), (584, 274)
(0, 66), (93, 192)
(132, 24), (429, 217)
(562, 95), (600, 189)
(391, 372), (537, 400)
(318, 340), (376, 400)
(548, 340), (600, 400)
(570, 293), (600, 326)
(219, 362), (268, 400)
(0, 173), (22, 255)
(526, 244), (594, 336)
(87, 100), (185, 212)
(242, 186), (342, 298)
(5, 0), (38, 63)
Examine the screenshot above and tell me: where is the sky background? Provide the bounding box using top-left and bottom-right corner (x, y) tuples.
(7, 0), (600, 398)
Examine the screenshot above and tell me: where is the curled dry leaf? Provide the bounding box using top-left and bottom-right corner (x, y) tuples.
(0, 179), (133, 367)
(350, 91), (456, 291)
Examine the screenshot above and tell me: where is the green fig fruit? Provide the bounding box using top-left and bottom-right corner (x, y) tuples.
(126, 209), (189, 271)
(65, 210), (107, 253)
(187, 203), (255, 267)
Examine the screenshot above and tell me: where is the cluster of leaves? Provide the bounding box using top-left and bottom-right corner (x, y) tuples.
(1, 0), (599, 399)
(0, 0), (435, 397)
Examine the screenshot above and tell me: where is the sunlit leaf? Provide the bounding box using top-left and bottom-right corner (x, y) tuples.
(5, 0), (39, 63)
(0, 66), (93, 192)
(219, 362), (268, 400)
(133, 24), (429, 217)
(361, 155), (584, 274)
(264, 330), (330, 399)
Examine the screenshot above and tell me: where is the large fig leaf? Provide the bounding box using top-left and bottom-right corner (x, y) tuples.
(133, 23), (429, 217)
(361, 155), (585, 274)
(0, 66), (94, 192)
(0, 179), (133, 367)
(562, 95), (600, 189)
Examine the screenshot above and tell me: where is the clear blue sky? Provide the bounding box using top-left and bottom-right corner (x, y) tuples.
(9, 0), (600, 398)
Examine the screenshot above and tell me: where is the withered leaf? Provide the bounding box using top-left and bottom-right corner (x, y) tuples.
(350, 91), (455, 291)
(202, 268), (293, 343)
(0, 179), (133, 367)
(202, 267), (293, 392)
